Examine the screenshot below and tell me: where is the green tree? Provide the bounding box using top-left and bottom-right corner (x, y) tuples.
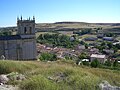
(37, 33), (79, 48)
(84, 43), (88, 49)
(105, 33), (114, 37)
(91, 59), (100, 68)
(76, 53), (87, 64)
(80, 41), (85, 45)
(107, 42), (113, 49)
(82, 61), (89, 66)
(114, 44), (120, 50)
(0, 31), (12, 36)
(104, 60), (112, 67)
(113, 60), (119, 67)
(101, 42), (106, 46)
(78, 53), (87, 60)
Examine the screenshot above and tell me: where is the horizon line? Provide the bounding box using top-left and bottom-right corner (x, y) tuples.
(1, 21), (120, 28)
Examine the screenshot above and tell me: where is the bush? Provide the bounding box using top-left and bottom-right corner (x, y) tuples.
(78, 53), (87, 60)
(20, 75), (58, 90)
(82, 61), (89, 66)
(0, 31), (12, 36)
(37, 33), (79, 48)
(91, 59), (100, 68)
(104, 60), (112, 67)
(39, 52), (57, 61)
(113, 60), (119, 67)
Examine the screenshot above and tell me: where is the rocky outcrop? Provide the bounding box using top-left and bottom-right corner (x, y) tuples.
(0, 75), (9, 84)
(99, 81), (120, 90)
(0, 85), (18, 90)
(7, 72), (25, 81)
(0, 72), (25, 90)
(48, 72), (67, 83)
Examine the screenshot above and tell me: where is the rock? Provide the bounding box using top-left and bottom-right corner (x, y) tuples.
(16, 74), (25, 81)
(99, 80), (120, 90)
(0, 85), (18, 90)
(7, 72), (25, 81)
(48, 72), (67, 83)
(0, 75), (9, 84)
(0, 72), (24, 90)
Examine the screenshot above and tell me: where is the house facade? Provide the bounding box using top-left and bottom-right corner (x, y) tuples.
(0, 16), (37, 60)
(90, 54), (106, 63)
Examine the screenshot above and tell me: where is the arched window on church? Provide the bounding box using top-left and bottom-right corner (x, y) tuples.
(29, 27), (32, 34)
(24, 27), (27, 34)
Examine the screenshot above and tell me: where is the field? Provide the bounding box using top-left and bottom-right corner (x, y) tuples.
(0, 60), (120, 90)
(36, 32), (56, 38)
(35, 22), (114, 29)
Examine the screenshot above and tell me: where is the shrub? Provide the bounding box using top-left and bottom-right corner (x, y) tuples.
(0, 31), (12, 36)
(78, 52), (87, 60)
(113, 60), (119, 67)
(39, 52), (57, 61)
(104, 60), (112, 67)
(91, 59), (100, 68)
(37, 33), (79, 48)
(82, 61), (89, 66)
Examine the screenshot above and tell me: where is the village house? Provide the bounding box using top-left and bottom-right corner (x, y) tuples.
(84, 37), (98, 41)
(89, 48), (99, 54)
(103, 37), (114, 41)
(97, 34), (104, 38)
(90, 54), (106, 63)
(76, 45), (85, 50)
(103, 49), (114, 54)
(0, 16), (37, 60)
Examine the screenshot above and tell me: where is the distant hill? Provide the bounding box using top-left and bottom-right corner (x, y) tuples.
(95, 23), (120, 26)
(0, 27), (17, 31)
(54, 21), (89, 24)
(36, 22), (120, 32)
(1, 22), (120, 32)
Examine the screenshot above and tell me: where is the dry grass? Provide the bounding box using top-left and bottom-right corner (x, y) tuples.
(0, 60), (119, 90)
(36, 23), (107, 29)
(79, 34), (97, 39)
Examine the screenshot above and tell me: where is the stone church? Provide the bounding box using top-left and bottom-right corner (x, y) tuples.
(0, 16), (37, 60)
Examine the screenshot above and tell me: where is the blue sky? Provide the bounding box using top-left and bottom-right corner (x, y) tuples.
(0, 0), (120, 27)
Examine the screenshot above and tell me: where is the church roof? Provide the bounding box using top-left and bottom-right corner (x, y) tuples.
(0, 35), (21, 40)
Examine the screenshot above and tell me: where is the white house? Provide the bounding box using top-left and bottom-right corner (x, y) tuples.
(90, 54), (106, 63)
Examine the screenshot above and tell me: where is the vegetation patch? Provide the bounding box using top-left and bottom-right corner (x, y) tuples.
(37, 33), (79, 48)
(0, 60), (119, 90)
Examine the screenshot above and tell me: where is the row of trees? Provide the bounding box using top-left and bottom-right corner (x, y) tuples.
(104, 33), (115, 37)
(37, 33), (79, 48)
(95, 41), (120, 54)
(73, 28), (92, 35)
(0, 31), (12, 36)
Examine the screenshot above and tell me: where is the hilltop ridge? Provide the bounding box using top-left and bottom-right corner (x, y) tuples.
(0, 22), (120, 33)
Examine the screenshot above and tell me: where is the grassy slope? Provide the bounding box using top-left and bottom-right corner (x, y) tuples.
(0, 60), (120, 90)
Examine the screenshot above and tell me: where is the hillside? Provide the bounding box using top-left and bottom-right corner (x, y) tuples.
(0, 60), (120, 90)
(1, 22), (120, 32)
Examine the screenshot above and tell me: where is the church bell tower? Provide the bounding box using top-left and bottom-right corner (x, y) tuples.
(17, 16), (35, 37)
(16, 16), (37, 60)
